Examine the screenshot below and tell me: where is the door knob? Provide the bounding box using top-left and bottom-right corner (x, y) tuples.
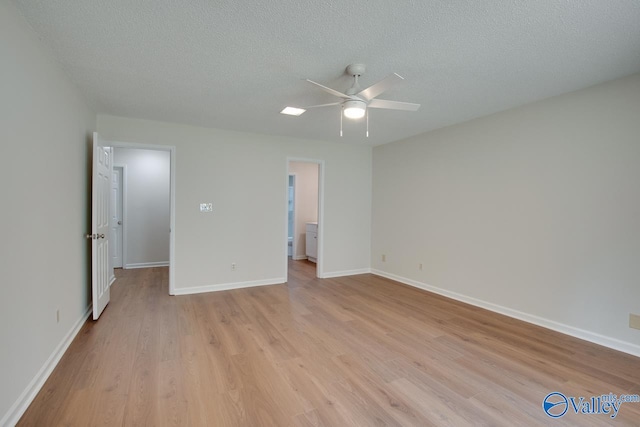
(117, 221), (122, 225)
(85, 233), (105, 239)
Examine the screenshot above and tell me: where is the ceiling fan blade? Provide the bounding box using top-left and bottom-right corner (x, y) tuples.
(305, 79), (350, 99)
(356, 73), (404, 101)
(303, 102), (342, 109)
(368, 98), (421, 111)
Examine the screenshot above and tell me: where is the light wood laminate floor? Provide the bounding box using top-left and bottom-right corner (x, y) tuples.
(18, 260), (640, 426)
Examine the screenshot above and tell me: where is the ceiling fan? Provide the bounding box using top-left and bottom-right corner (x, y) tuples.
(282, 64), (420, 137)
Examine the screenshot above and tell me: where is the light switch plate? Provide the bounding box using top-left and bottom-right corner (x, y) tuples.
(200, 203), (213, 213)
(630, 314), (640, 330)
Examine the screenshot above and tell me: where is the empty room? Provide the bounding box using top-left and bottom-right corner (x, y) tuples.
(2, 0), (640, 425)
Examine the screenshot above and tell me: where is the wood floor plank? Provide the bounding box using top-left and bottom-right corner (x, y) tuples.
(389, 377), (478, 426)
(331, 353), (439, 426)
(277, 357), (353, 425)
(327, 378), (404, 427)
(155, 359), (187, 427)
(17, 261), (640, 426)
(177, 335), (216, 426)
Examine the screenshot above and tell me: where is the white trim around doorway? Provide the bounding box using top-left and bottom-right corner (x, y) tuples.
(109, 141), (176, 295)
(285, 157), (325, 282)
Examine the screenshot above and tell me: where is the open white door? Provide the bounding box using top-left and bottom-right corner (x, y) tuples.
(88, 132), (111, 320)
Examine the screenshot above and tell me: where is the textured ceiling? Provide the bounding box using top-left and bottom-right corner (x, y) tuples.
(12, 0), (640, 146)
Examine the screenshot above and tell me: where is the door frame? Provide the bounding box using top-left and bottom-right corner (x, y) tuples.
(288, 173), (296, 258)
(112, 164), (127, 269)
(110, 140), (177, 295)
(285, 158), (324, 281)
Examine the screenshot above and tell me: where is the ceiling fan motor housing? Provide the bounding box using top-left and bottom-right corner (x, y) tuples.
(346, 63), (366, 76)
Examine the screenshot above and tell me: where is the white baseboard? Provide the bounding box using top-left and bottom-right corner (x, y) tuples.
(292, 255), (308, 261)
(124, 261), (169, 269)
(172, 277), (285, 295)
(371, 269), (640, 358)
(1, 305), (91, 427)
(320, 268), (371, 279)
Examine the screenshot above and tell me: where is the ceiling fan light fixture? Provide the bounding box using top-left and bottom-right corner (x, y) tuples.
(343, 100), (366, 119)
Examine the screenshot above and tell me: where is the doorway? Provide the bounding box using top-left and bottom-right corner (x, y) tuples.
(286, 159), (322, 280)
(287, 174), (295, 257)
(111, 165), (124, 269)
(109, 141), (176, 294)
(111, 147), (170, 269)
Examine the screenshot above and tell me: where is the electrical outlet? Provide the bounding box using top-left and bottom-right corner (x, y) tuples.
(56, 309), (60, 323)
(231, 263), (236, 271)
(381, 254), (386, 262)
(199, 203), (213, 213)
(630, 314), (640, 330)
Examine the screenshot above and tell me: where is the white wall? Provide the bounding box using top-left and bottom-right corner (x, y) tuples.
(289, 162), (319, 260)
(372, 73), (640, 355)
(98, 115), (372, 291)
(0, 0), (96, 424)
(113, 148), (170, 268)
